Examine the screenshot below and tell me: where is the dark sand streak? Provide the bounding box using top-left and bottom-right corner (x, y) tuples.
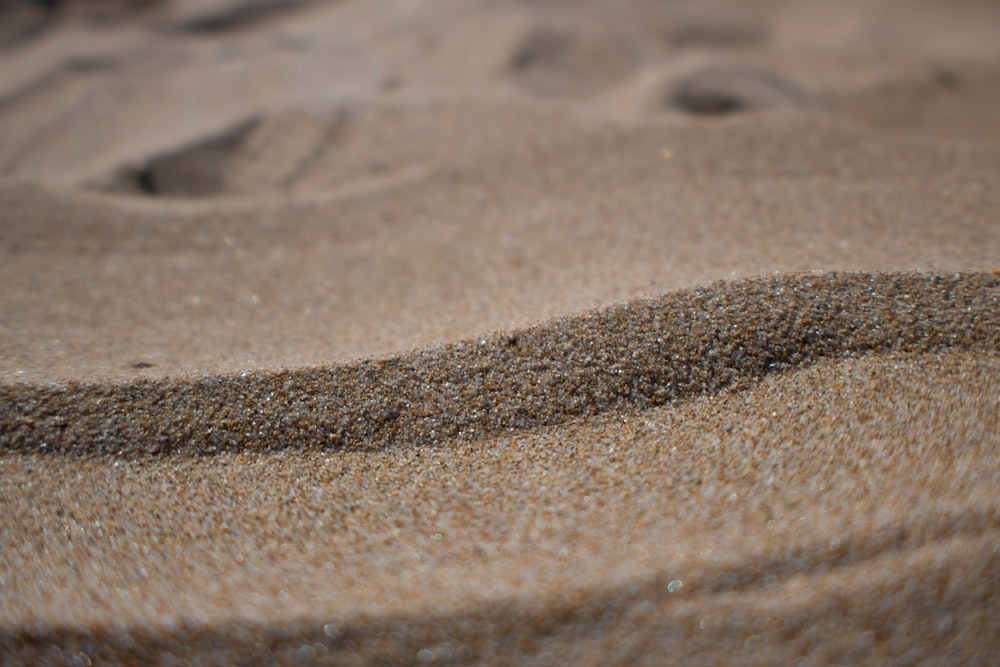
(2, 271), (997, 458)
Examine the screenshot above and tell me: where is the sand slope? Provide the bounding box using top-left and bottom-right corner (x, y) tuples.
(3, 344), (999, 665)
(2, 0), (1000, 665)
(2, 271), (999, 458)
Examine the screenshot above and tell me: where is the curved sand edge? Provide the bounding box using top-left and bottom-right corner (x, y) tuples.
(2, 271), (998, 458)
(3, 348), (998, 665)
(5, 525), (997, 665)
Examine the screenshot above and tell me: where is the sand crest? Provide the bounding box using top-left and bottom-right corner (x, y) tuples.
(2, 271), (998, 458)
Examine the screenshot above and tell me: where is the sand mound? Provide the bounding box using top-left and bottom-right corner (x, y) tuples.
(2, 271), (997, 458)
(3, 347), (998, 664)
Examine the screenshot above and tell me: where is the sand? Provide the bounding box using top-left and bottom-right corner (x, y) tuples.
(1, 0), (999, 665)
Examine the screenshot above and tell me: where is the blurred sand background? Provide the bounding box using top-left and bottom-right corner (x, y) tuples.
(1, 0), (999, 664)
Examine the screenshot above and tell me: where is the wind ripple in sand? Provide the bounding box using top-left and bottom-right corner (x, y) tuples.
(1, 271), (997, 458)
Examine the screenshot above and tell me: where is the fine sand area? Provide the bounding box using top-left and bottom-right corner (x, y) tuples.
(1, 0), (999, 664)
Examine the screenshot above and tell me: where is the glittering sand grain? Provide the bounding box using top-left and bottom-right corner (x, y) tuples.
(3, 0), (1000, 664)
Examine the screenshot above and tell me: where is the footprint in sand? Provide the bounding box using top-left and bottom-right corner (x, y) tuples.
(92, 37), (389, 198)
(294, 38), (381, 123)
(668, 63), (809, 116)
(509, 25), (640, 97)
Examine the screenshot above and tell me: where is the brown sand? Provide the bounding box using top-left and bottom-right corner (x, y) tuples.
(1, 1), (999, 665)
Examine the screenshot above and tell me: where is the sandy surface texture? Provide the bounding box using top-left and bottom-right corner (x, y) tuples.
(1, 0), (999, 665)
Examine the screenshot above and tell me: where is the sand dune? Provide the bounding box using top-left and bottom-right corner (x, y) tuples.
(2, 0), (1000, 664)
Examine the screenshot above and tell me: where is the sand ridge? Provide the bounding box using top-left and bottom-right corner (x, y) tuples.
(2, 271), (997, 458)
(3, 349), (998, 664)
